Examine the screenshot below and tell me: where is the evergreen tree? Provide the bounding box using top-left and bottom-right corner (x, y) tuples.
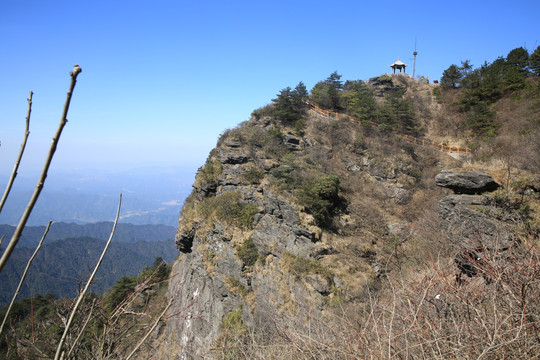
(530, 45), (540, 76)
(310, 71), (344, 111)
(459, 60), (474, 87)
(440, 64), (462, 88)
(271, 81), (308, 125)
(505, 47), (529, 75)
(342, 80), (377, 120)
(503, 47), (529, 91)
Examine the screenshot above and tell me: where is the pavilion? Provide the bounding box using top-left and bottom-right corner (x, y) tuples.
(389, 58), (407, 74)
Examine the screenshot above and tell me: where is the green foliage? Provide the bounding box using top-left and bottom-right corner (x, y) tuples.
(250, 104), (274, 121)
(221, 308), (247, 334)
(198, 191), (258, 229)
(0, 293), (56, 324)
(376, 88), (418, 135)
(0, 236), (177, 304)
(342, 80), (377, 120)
(505, 47), (529, 75)
(241, 166), (264, 184)
(441, 64), (462, 88)
(310, 71), (344, 111)
(271, 82), (309, 125)
(281, 252), (333, 283)
(236, 237), (259, 267)
(214, 308), (249, 360)
(267, 127), (283, 139)
(530, 45), (540, 76)
(226, 276), (249, 297)
(197, 158), (223, 187)
(269, 155), (304, 190)
(107, 275), (138, 310)
(106, 256), (171, 311)
(432, 86), (443, 101)
(466, 102), (499, 138)
(297, 175), (342, 227)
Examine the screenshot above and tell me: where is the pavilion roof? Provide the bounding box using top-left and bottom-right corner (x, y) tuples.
(390, 58), (407, 67)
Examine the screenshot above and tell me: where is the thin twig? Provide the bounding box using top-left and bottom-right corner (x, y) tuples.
(0, 65), (81, 273)
(54, 193), (121, 360)
(0, 91), (32, 215)
(63, 298), (96, 360)
(125, 298), (173, 360)
(0, 221), (52, 337)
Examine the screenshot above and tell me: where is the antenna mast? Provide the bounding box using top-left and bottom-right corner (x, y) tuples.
(412, 39), (418, 79)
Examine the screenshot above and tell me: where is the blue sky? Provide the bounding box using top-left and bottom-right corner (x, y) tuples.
(1, 0), (539, 175)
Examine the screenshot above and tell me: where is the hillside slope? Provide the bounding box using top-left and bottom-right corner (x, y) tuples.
(0, 237), (177, 304)
(152, 74), (539, 359)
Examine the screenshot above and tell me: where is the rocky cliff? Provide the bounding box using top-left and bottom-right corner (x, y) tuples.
(151, 76), (540, 359)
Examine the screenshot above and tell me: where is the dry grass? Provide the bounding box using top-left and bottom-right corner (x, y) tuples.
(211, 235), (539, 359)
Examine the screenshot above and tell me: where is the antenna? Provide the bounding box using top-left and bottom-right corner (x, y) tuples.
(412, 39), (418, 79)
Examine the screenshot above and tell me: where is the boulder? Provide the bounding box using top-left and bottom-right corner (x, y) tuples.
(435, 170), (500, 194)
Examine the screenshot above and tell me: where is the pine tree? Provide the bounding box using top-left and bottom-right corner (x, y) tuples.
(530, 45), (540, 76)
(440, 64), (462, 88)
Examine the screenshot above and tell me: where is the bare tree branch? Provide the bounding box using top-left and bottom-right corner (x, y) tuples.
(54, 193), (121, 360)
(64, 298), (96, 360)
(0, 221), (52, 337)
(0, 65), (82, 273)
(125, 298), (173, 360)
(0, 91), (33, 215)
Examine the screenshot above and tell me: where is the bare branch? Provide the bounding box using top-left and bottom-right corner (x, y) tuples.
(125, 298), (173, 360)
(0, 65), (82, 273)
(54, 193), (121, 360)
(0, 91), (32, 215)
(0, 221), (52, 337)
(64, 298), (96, 360)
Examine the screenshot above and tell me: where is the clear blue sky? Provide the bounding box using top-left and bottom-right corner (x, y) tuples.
(1, 0), (539, 174)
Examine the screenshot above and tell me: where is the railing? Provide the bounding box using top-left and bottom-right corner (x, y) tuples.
(307, 102), (471, 155)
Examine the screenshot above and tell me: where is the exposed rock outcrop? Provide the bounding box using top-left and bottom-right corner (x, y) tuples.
(435, 170), (500, 194)
(154, 81), (538, 359)
(435, 170), (520, 284)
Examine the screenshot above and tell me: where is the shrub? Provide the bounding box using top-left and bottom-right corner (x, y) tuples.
(241, 166), (264, 184)
(281, 251), (333, 283)
(198, 191), (258, 229)
(236, 237), (259, 266)
(251, 104), (274, 120)
(432, 86), (443, 101)
(106, 275), (138, 310)
(466, 102), (499, 138)
(226, 277), (249, 298)
(197, 158), (222, 187)
(297, 175), (342, 227)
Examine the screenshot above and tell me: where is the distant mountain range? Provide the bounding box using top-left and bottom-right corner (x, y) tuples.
(0, 165), (195, 226)
(0, 222), (179, 305)
(0, 221), (176, 248)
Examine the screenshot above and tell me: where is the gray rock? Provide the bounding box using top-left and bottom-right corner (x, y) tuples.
(175, 227), (196, 253)
(306, 274), (331, 295)
(438, 194), (514, 251)
(435, 170), (500, 194)
(263, 190), (299, 224)
(224, 140), (242, 148)
(283, 134), (302, 151)
(218, 150), (250, 164)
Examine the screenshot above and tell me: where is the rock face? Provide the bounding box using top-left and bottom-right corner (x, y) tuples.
(161, 119), (337, 359)
(157, 98), (531, 359)
(435, 170), (518, 283)
(435, 170), (500, 194)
